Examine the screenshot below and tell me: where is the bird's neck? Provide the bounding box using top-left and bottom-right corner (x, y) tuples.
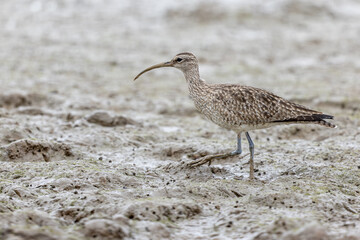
(182, 66), (207, 98)
(183, 66), (204, 85)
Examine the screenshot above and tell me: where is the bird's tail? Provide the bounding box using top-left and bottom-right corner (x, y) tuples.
(273, 114), (337, 128)
(313, 119), (337, 128)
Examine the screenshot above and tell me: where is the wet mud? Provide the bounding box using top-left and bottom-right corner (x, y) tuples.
(0, 0), (360, 239)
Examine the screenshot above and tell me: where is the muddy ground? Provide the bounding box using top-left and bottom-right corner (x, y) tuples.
(0, 0), (360, 239)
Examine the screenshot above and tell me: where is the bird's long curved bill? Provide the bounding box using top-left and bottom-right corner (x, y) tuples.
(134, 62), (172, 80)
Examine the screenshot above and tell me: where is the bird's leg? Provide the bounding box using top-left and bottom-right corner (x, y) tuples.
(245, 132), (255, 180)
(207, 133), (242, 166)
(231, 133), (242, 155)
(187, 133), (248, 167)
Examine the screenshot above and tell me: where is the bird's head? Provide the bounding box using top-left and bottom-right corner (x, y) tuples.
(134, 52), (198, 80)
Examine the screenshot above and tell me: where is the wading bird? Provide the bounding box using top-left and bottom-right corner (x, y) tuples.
(134, 53), (336, 179)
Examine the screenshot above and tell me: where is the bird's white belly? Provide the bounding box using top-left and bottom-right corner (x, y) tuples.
(230, 123), (277, 133)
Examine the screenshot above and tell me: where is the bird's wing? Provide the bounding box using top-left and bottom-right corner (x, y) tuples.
(211, 84), (327, 125)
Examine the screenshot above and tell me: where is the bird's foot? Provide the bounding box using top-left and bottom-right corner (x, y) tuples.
(249, 173), (255, 181)
(187, 152), (249, 168)
(187, 154), (217, 168)
(245, 175), (259, 182)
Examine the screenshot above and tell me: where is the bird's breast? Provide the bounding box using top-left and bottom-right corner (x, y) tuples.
(191, 94), (235, 129)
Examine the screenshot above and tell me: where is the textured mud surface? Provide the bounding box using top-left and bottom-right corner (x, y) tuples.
(0, 0), (360, 239)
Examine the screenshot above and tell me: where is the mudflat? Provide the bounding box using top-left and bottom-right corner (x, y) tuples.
(0, 1), (359, 239)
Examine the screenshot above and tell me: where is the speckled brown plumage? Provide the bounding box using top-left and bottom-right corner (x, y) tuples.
(177, 53), (336, 132)
(134, 52), (336, 179)
(189, 82), (335, 132)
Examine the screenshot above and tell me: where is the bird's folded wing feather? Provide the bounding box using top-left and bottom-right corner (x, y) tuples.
(211, 85), (322, 125)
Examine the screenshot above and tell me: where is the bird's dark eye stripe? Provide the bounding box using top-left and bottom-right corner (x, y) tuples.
(176, 58), (183, 62)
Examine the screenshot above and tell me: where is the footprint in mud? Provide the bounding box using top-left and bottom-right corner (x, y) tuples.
(86, 111), (138, 127)
(1, 139), (74, 162)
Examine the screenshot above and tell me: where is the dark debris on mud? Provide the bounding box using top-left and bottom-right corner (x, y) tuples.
(1, 139), (74, 162)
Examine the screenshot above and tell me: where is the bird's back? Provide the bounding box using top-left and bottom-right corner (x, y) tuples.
(191, 83), (336, 132)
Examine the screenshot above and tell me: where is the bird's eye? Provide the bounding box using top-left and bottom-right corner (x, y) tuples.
(175, 57), (183, 63)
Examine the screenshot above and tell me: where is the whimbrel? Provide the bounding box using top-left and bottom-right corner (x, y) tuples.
(134, 53), (336, 179)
